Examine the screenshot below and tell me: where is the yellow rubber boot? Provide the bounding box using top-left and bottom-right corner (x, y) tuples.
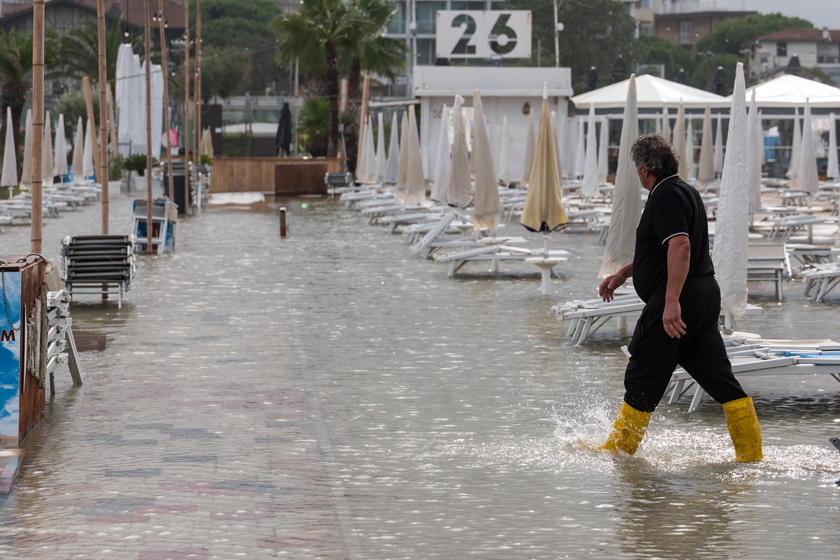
(599, 401), (652, 456)
(723, 397), (763, 462)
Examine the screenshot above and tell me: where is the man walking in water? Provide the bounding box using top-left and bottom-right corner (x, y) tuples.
(597, 133), (762, 462)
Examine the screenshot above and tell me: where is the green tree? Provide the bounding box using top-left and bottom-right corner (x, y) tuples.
(800, 66), (838, 86)
(191, 0), (281, 94)
(341, 0), (406, 167)
(696, 13), (812, 56)
(0, 28), (60, 159)
(689, 53), (740, 94)
(200, 46), (253, 102)
(273, 0), (384, 157)
(633, 35), (694, 81)
(58, 13), (142, 84)
(507, 0), (636, 94)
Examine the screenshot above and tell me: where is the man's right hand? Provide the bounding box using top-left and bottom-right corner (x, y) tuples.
(598, 273), (626, 302)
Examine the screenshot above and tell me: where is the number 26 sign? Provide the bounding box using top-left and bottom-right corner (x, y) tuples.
(435, 11), (531, 60)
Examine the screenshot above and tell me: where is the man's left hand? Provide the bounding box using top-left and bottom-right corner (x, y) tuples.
(662, 301), (687, 338)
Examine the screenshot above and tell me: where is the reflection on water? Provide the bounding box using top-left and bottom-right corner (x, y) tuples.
(0, 193), (838, 558)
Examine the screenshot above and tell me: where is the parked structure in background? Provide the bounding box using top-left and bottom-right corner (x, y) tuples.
(751, 28), (840, 85)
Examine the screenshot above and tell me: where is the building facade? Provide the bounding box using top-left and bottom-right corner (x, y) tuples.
(752, 28), (840, 85)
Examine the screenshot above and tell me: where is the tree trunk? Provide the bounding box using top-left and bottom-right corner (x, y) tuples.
(325, 40), (339, 158)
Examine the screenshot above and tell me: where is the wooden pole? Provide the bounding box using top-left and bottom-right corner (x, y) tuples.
(31, 0), (45, 254)
(144, 0), (154, 254)
(183, 0), (190, 163)
(193, 0), (202, 168)
(157, 0), (174, 200)
(97, 0), (109, 234)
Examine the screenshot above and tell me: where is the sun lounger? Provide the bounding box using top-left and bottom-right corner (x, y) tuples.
(666, 340), (840, 411)
(802, 262), (840, 302)
(434, 244), (571, 277)
(554, 294), (763, 345)
(747, 242), (790, 300)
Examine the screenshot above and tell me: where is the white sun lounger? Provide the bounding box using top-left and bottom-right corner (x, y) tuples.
(434, 244), (571, 277)
(802, 263), (840, 302)
(667, 340), (840, 411)
(554, 294), (763, 345)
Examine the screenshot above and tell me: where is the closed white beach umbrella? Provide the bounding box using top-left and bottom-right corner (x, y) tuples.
(797, 99), (819, 195)
(1, 107), (17, 187)
(403, 104), (426, 205)
(395, 112), (409, 191)
(661, 107), (671, 141)
(54, 113), (69, 178)
(599, 74), (642, 279)
(787, 109), (800, 188)
(673, 102), (689, 179)
(685, 119), (695, 181)
(573, 116), (585, 179)
(498, 114), (510, 186)
(430, 104), (450, 203)
(597, 115), (609, 184)
(42, 111), (54, 188)
(447, 94), (472, 208)
(712, 62), (750, 318)
(697, 106), (715, 188)
(472, 90), (500, 233)
(83, 117), (95, 179)
(713, 114), (724, 174)
(521, 109), (536, 186)
(20, 109), (32, 189)
(746, 91), (762, 212)
(374, 112), (386, 183)
(580, 104), (599, 198)
(385, 110), (399, 184)
(828, 112), (839, 181)
(71, 117), (84, 180)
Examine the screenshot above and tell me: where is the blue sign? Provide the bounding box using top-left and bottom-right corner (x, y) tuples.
(0, 271), (21, 448)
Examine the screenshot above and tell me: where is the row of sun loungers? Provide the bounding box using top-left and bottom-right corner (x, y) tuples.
(337, 181), (574, 282)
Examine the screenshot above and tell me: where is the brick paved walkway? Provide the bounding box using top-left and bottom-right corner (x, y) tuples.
(0, 185), (351, 559)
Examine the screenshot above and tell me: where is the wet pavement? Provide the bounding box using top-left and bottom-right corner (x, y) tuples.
(0, 184), (839, 559)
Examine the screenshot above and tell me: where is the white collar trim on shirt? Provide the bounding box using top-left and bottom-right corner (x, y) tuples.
(650, 174), (679, 195)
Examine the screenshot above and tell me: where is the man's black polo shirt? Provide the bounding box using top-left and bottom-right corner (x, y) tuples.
(633, 174), (715, 302)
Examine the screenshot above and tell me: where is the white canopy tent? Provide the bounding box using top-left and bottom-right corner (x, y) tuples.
(571, 74), (726, 110)
(728, 74), (840, 109)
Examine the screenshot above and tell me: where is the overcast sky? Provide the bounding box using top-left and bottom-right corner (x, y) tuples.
(738, 0), (840, 29)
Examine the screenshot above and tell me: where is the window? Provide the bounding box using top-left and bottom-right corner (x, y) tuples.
(386, 2), (406, 35)
(679, 21), (692, 44)
(416, 2), (446, 35)
(451, 2), (486, 10)
(417, 38), (436, 65)
(777, 41), (787, 57)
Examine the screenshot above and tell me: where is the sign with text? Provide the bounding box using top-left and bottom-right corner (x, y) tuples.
(436, 11), (531, 60)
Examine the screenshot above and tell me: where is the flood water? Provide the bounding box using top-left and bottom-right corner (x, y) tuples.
(1, 187), (839, 559)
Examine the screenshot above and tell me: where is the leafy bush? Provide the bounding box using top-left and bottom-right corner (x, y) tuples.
(123, 153), (157, 175)
(222, 133), (249, 157)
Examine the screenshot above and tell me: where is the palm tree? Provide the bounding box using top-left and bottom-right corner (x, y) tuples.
(0, 28), (58, 161)
(342, 0), (406, 117)
(58, 13), (142, 84)
(272, 0), (402, 157)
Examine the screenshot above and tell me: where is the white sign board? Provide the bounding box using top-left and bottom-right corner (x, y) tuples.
(436, 11), (531, 60)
